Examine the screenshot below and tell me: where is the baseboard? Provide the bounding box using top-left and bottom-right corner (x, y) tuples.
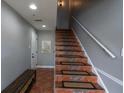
(72, 28), (109, 93)
(36, 65), (55, 68)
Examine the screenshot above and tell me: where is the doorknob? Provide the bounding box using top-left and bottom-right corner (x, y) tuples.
(32, 53), (35, 58)
(32, 55), (35, 58)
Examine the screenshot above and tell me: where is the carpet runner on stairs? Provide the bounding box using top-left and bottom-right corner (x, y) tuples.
(55, 30), (105, 93)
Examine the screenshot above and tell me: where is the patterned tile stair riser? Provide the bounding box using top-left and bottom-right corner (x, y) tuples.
(56, 51), (85, 58)
(55, 30), (105, 93)
(56, 46), (82, 52)
(56, 57), (88, 64)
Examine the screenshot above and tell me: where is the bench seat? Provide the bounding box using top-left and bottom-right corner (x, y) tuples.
(2, 69), (36, 93)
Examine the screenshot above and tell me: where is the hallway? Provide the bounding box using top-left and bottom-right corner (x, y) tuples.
(1, 0), (123, 93)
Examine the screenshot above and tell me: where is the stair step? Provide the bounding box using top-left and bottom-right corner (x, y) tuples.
(56, 57), (88, 63)
(56, 41), (78, 44)
(61, 70), (94, 75)
(56, 33), (74, 36)
(56, 35), (74, 37)
(56, 42), (79, 46)
(56, 65), (92, 72)
(56, 33), (73, 34)
(56, 38), (77, 40)
(56, 39), (77, 42)
(55, 81), (104, 93)
(56, 31), (73, 33)
(56, 61), (88, 66)
(56, 70), (97, 83)
(56, 46), (82, 52)
(56, 51), (85, 57)
(56, 31), (73, 32)
(56, 35), (75, 37)
(56, 62), (90, 66)
(56, 37), (76, 39)
(56, 89), (104, 93)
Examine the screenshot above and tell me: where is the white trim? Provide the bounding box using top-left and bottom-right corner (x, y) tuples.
(72, 16), (116, 59)
(36, 65), (55, 68)
(72, 28), (109, 93)
(96, 67), (123, 86)
(54, 30), (56, 93)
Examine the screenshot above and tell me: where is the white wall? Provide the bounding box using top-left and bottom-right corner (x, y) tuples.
(1, 1), (37, 90)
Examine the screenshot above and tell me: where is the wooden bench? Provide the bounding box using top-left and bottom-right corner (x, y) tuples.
(2, 69), (36, 93)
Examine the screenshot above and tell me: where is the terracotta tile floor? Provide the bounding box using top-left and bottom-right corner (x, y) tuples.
(30, 68), (54, 93)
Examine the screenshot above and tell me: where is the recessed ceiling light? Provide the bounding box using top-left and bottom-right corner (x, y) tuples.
(42, 25), (46, 28)
(29, 4), (37, 10)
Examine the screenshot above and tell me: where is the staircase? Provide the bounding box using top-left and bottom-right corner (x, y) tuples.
(55, 30), (105, 93)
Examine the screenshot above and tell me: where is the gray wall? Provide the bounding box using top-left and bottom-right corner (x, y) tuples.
(57, 0), (70, 29)
(1, 1), (37, 90)
(71, 0), (123, 93)
(37, 30), (55, 66)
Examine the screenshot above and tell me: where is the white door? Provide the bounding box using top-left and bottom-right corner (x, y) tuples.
(31, 31), (37, 69)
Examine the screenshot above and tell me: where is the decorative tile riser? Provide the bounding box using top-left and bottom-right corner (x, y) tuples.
(56, 40), (77, 43)
(56, 38), (77, 41)
(56, 60), (90, 66)
(56, 65), (92, 72)
(56, 31), (74, 33)
(56, 33), (74, 37)
(56, 49), (82, 52)
(56, 46), (82, 51)
(56, 37), (76, 40)
(56, 57), (88, 63)
(56, 62), (89, 66)
(56, 42), (79, 46)
(56, 51), (85, 57)
(56, 32), (74, 34)
(55, 75), (97, 83)
(56, 37), (75, 39)
(55, 88), (104, 93)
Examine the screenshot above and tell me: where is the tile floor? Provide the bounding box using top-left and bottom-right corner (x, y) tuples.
(30, 68), (54, 93)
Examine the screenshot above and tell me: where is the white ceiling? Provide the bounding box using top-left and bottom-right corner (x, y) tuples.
(4, 0), (57, 31)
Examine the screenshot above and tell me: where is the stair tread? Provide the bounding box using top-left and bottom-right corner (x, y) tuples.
(56, 43), (79, 45)
(56, 39), (76, 40)
(56, 64), (91, 67)
(56, 51), (84, 53)
(56, 62), (90, 66)
(56, 50), (82, 52)
(56, 48), (82, 52)
(56, 41), (78, 43)
(56, 70), (96, 76)
(56, 57), (87, 60)
(56, 51), (84, 57)
(56, 40), (77, 42)
(56, 81), (104, 90)
(56, 37), (76, 39)
(56, 56), (86, 58)
(56, 43), (79, 44)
